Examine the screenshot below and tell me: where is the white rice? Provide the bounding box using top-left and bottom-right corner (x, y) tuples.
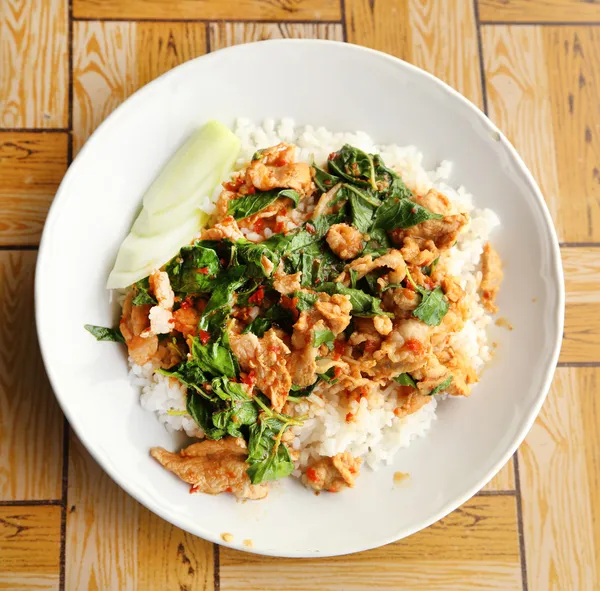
(132, 119), (501, 471)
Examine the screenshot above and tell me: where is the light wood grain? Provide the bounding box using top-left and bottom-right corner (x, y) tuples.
(0, 0), (68, 128)
(136, 23), (207, 89)
(209, 22), (343, 49)
(544, 27), (600, 242)
(221, 496), (521, 590)
(408, 0), (483, 107)
(519, 368), (599, 590)
(73, 0), (341, 21)
(483, 458), (515, 491)
(480, 0), (600, 23)
(482, 26), (563, 239)
(562, 246), (600, 304)
(0, 252), (63, 501)
(561, 303), (600, 363)
(73, 22), (207, 154)
(66, 434), (214, 591)
(345, 0), (410, 59)
(0, 505), (61, 590)
(0, 132), (68, 246)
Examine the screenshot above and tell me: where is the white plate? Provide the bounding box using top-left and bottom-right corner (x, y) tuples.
(35, 40), (564, 557)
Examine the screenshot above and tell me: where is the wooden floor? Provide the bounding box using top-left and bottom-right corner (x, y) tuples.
(1, 1), (599, 589)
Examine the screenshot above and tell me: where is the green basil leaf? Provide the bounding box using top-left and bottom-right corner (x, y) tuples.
(313, 329), (335, 350)
(429, 375), (453, 396)
(394, 373), (417, 389)
(295, 291), (318, 312)
(166, 244), (221, 294)
(189, 337), (237, 378)
(243, 317), (272, 338)
(315, 283), (392, 318)
(373, 197), (443, 231)
(132, 277), (157, 305)
(235, 239), (279, 278)
(328, 145), (377, 190)
(312, 162), (340, 192)
(412, 286), (449, 326)
(228, 188), (300, 220)
(84, 324), (125, 343)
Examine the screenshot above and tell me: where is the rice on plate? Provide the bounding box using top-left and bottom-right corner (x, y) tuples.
(90, 118), (502, 499)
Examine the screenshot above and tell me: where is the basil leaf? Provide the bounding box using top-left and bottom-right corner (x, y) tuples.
(158, 359), (209, 392)
(373, 197), (443, 231)
(166, 244), (221, 294)
(413, 286), (449, 326)
(313, 329), (335, 350)
(349, 269), (358, 289)
(328, 145), (377, 190)
(228, 188), (300, 220)
(132, 277), (157, 305)
(186, 390), (225, 439)
(312, 162), (340, 192)
(394, 373), (417, 389)
(189, 337), (237, 378)
(202, 266), (248, 318)
(315, 283), (392, 318)
(243, 317), (272, 338)
(295, 291), (317, 312)
(246, 419), (294, 484)
(311, 210), (346, 238)
(423, 257), (439, 276)
(84, 324), (125, 343)
(429, 375), (453, 396)
(235, 239), (278, 278)
(344, 185), (377, 234)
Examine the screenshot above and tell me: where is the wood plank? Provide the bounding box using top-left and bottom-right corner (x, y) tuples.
(66, 434), (214, 590)
(221, 496), (521, 590)
(136, 22), (207, 89)
(0, 0), (68, 128)
(561, 247), (600, 363)
(73, 22), (207, 154)
(518, 368), (599, 590)
(346, 0), (481, 106)
(483, 457), (515, 491)
(0, 252), (63, 501)
(0, 505), (61, 591)
(73, 0), (341, 21)
(562, 246), (600, 304)
(482, 25), (563, 239)
(561, 303), (600, 364)
(209, 22), (343, 49)
(407, 0), (483, 107)
(480, 0), (600, 23)
(345, 0), (410, 59)
(543, 27), (600, 242)
(0, 132), (68, 246)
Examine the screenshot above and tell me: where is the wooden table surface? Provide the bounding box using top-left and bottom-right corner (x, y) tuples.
(1, 0), (599, 589)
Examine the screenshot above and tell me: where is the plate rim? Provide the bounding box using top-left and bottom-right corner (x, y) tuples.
(35, 38), (565, 557)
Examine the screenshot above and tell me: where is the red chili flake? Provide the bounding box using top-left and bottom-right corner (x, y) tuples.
(268, 345), (280, 354)
(327, 487), (338, 493)
(247, 185), (256, 194)
(280, 295), (299, 320)
(404, 338), (424, 355)
(199, 330), (210, 345)
(327, 152), (336, 161)
(225, 487), (233, 493)
(358, 385), (369, 399)
(197, 267), (209, 275)
(274, 219), (286, 233)
(305, 223), (316, 234)
(345, 412), (354, 423)
(180, 300), (191, 310)
(248, 285), (265, 305)
(196, 299), (207, 312)
(349, 466), (357, 474)
(393, 408), (402, 417)
(241, 370), (256, 388)
(424, 276), (434, 289)
(334, 367), (343, 379)
(412, 207), (418, 214)
(333, 339), (345, 360)
(224, 175), (245, 192)
(306, 467), (319, 483)
(190, 484), (199, 494)
(253, 218), (266, 233)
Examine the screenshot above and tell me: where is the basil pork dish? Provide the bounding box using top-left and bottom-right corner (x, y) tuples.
(87, 119), (503, 499)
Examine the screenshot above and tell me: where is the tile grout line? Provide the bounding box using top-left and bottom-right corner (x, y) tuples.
(557, 361), (600, 367)
(473, 14), (527, 590)
(59, 3), (74, 589)
(72, 16), (343, 24)
(559, 241), (600, 247)
(475, 489), (517, 496)
(0, 245), (39, 251)
(513, 453), (530, 591)
(340, 0), (347, 42)
(59, 418), (70, 591)
(480, 20), (600, 27)
(0, 128), (69, 133)
(472, 0), (488, 115)
(213, 543), (220, 591)
(0, 499), (63, 506)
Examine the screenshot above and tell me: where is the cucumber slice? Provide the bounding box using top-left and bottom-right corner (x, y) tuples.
(142, 120), (240, 215)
